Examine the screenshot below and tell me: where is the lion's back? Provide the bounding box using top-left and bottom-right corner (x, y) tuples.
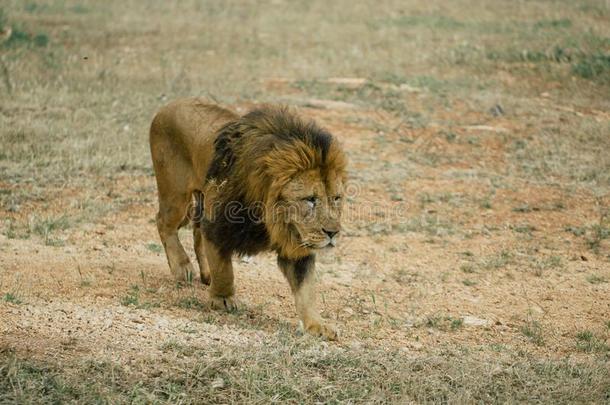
(150, 98), (239, 189)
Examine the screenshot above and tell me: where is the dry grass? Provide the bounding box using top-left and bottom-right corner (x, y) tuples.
(2, 341), (610, 404)
(1, 0), (610, 403)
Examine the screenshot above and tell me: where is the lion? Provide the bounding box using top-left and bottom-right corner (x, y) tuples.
(149, 98), (347, 339)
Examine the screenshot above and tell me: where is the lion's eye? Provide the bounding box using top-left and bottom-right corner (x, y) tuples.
(303, 196), (318, 208)
(333, 196), (342, 203)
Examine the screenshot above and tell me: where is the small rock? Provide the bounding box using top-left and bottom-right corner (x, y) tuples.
(399, 83), (421, 93)
(408, 341), (424, 350)
(156, 319), (169, 329)
(464, 125), (509, 134)
(326, 77), (367, 88)
(302, 98), (359, 110)
(462, 316), (489, 327)
(404, 319), (417, 328)
(211, 377), (225, 389)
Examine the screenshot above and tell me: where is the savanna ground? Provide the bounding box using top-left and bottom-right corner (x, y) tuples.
(1, 0), (610, 403)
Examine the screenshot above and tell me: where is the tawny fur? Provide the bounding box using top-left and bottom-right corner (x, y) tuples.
(149, 98), (347, 339)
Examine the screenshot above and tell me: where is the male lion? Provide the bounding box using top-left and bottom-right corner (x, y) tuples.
(149, 98), (347, 339)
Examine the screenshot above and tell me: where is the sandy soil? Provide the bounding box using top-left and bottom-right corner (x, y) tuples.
(1, 102), (608, 372)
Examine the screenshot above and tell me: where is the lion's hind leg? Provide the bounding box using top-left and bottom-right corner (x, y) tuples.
(192, 191), (211, 285)
(155, 191), (196, 284)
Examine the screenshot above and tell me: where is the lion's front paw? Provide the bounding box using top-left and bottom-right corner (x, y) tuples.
(173, 262), (195, 284)
(304, 320), (338, 341)
(200, 269), (211, 285)
(209, 295), (240, 312)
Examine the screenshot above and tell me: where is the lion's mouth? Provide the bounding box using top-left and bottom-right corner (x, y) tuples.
(290, 224), (338, 250)
(310, 237), (337, 250)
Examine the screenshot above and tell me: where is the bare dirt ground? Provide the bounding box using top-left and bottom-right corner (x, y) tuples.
(1, 0), (609, 403)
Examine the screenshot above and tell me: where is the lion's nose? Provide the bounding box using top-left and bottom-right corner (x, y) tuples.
(323, 228), (339, 239)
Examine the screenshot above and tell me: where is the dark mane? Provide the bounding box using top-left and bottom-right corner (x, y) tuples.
(240, 107), (333, 162)
(205, 121), (241, 183)
(201, 106), (342, 257)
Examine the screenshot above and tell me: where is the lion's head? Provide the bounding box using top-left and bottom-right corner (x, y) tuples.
(203, 106), (347, 260)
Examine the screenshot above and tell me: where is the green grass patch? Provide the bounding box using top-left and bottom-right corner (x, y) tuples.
(532, 256), (563, 276)
(487, 46), (573, 64)
(533, 19), (572, 30)
(511, 223), (536, 234)
(120, 286), (140, 307)
(29, 215), (70, 246)
(586, 223), (610, 252)
(0, 9), (49, 49)
(425, 315), (464, 331)
(521, 320), (545, 346)
(587, 275), (608, 285)
(159, 339), (196, 356)
(395, 213), (455, 238)
(383, 14), (465, 30)
(572, 54), (610, 82)
(575, 331), (609, 353)
(512, 204), (534, 213)
(177, 296), (205, 310)
(120, 285), (160, 309)
(2, 219), (30, 240)
(2, 292), (23, 304)
(460, 263), (476, 274)
(145, 242), (163, 254)
(483, 250), (513, 270)
(418, 192), (463, 208)
(565, 226), (587, 237)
